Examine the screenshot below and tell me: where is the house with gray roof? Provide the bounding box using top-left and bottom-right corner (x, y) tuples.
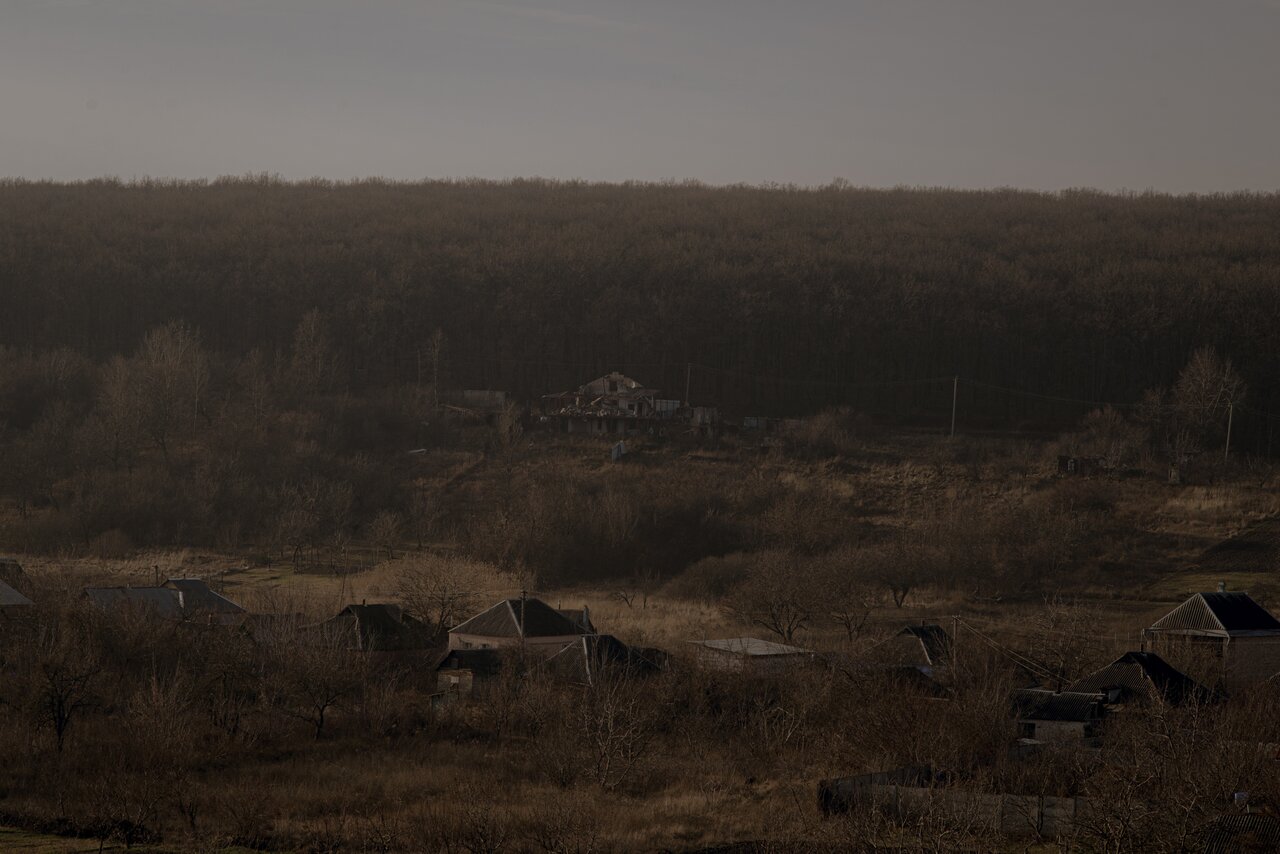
(1143, 587), (1280, 689)
(689, 637), (814, 674)
(84, 578), (244, 625)
(448, 596), (590, 657)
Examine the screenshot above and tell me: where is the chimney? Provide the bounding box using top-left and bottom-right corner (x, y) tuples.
(582, 604), (591, 629)
(1218, 582), (1227, 593)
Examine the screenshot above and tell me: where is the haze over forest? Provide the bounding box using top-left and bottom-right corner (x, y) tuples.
(5, 0), (1280, 191)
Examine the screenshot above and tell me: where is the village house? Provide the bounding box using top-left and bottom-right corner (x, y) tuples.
(1142, 586), (1280, 690)
(689, 637), (814, 674)
(542, 371), (678, 435)
(324, 602), (434, 652)
(1010, 689), (1106, 742)
(448, 596), (590, 657)
(84, 578), (245, 625)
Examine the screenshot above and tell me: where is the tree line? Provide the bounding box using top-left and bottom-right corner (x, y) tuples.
(2, 178), (1279, 437)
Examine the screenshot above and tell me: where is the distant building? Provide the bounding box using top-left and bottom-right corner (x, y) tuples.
(1142, 588), (1280, 690)
(542, 372), (662, 435)
(688, 637), (814, 674)
(1011, 689), (1105, 742)
(449, 596), (590, 656)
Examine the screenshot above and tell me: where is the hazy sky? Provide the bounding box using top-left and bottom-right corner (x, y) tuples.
(3, 0), (1279, 191)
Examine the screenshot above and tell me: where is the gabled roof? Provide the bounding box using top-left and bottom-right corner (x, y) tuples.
(84, 587), (184, 620)
(1068, 651), (1213, 706)
(876, 624), (952, 668)
(1011, 689), (1105, 723)
(451, 597), (587, 639)
(0, 579), (33, 608)
(689, 637), (811, 657)
(543, 634), (666, 685)
(327, 603), (434, 651)
(164, 578), (245, 615)
(1149, 592), (1280, 637)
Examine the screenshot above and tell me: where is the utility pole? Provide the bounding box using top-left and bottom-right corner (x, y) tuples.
(1224, 401), (1234, 462)
(950, 375), (959, 438)
(684, 362), (692, 407)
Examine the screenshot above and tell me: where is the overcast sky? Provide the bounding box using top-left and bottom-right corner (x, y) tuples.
(3, 0), (1279, 191)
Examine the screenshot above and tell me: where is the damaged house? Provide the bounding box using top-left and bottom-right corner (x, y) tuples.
(542, 372), (673, 435)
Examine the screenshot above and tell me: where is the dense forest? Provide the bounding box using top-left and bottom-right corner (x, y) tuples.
(0, 178), (1277, 559)
(2, 178), (1279, 425)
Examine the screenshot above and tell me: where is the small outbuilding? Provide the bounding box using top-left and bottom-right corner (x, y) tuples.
(688, 637), (813, 674)
(1011, 689), (1105, 742)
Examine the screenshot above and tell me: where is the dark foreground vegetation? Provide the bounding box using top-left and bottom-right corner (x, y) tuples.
(3, 579), (1280, 853)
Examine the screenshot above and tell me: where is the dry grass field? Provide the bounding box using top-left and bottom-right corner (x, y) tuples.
(3, 431), (1279, 852)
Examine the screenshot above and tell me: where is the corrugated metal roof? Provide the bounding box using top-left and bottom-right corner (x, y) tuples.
(1202, 814), (1280, 854)
(0, 579), (33, 608)
(451, 598), (587, 639)
(1068, 651), (1211, 705)
(1011, 689), (1104, 722)
(1149, 592), (1280, 637)
(689, 637), (811, 657)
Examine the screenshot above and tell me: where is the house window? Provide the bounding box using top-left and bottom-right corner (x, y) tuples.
(1018, 722), (1036, 739)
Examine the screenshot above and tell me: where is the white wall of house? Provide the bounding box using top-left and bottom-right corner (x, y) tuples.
(448, 632), (581, 657)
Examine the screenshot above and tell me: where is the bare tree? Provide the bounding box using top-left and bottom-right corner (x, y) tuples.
(396, 554), (507, 634)
(727, 552), (818, 642)
(368, 510), (403, 560)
